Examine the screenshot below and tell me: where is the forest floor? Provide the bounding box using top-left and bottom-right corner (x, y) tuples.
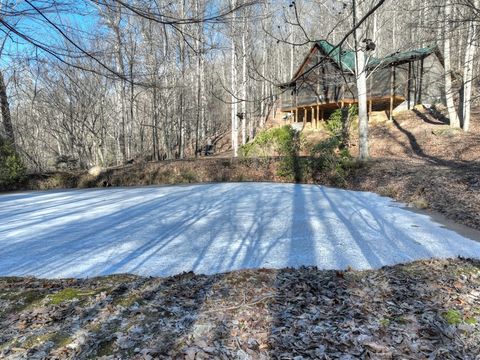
(1, 258), (480, 359)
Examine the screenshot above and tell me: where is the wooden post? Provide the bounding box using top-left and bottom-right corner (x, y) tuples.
(417, 59), (424, 105)
(294, 108), (297, 123)
(389, 66), (396, 121)
(294, 84), (298, 123)
(316, 105), (319, 129)
(407, 62), (411, 110)
(303, 107), (307, 127)
(368, 77), (373, 115)
(311, 107), (315, 126)
(413, 61), (418, 107)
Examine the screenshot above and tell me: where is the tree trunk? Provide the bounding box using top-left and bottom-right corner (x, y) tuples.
(356, 50), (369, 160)
(113, 30), (127, 163)
(230, 0), (238, 157)
(461, 0), (478, 132)
(152, 85), (159, 160)
(241, 14), (247, 145)
(178, 0), (186, 159)
(354, 0), (369, 161)
(195, 0), (205, 157)
(0, 69), (14, 146)
(444, 0), (460, 128)
(195, 54), (202, 157)
(129, 59), (135, 158)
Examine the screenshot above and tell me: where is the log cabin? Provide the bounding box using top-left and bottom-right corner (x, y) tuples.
(279, 40), (445, 127)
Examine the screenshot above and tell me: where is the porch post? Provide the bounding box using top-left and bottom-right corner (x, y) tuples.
(369, 77), (373, 115)
(389, 65), (396, 121)
(413, 61), (418, 107)
(417, 59), (424, 105)
(407, 62), (411, 110)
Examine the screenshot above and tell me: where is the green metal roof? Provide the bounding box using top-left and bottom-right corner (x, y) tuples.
(283, 40), (440, 86)
(316, 40), (357, 72)
(315, 40), (437, 72)
(368, 46), (437, 68)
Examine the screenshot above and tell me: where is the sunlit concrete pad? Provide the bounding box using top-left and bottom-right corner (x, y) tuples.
(1, 183), (480, 279)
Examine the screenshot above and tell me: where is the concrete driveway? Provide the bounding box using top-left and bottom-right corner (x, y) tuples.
(1, 183), (479, 278)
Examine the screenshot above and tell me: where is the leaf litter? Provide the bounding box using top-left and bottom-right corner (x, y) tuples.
(1, 258), (480, 359)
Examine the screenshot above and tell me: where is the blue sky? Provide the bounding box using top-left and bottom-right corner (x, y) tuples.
(1, 1), (99, 66)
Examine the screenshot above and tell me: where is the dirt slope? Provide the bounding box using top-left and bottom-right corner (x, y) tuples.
(345, 106), (480, 230)
(367, 107), (480, 162)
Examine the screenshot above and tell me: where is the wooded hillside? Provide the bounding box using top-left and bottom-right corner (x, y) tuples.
(0, 0), (478, 171)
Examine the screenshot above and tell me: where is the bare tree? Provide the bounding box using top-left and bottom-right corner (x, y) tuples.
(0, 69), (14, 146)
(354, 0), (369, 161)
(461, 0), (479, 131)
(444, 0), (460, 128)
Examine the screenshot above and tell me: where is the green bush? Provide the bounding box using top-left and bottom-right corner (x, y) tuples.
(277, 155), (307, 182)
(325, 105), (358, 141)
(239, 125), (299, 157)
(0, 138), (26, 188)
(239, 125), (306, 182)
(308, 136), (353, 185)
(325, 110), (343, 137)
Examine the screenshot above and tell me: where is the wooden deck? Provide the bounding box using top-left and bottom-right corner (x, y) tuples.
(280, 96), (406, 127)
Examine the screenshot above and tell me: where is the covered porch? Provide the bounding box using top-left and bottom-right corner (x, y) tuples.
(281, 95), (406, 128)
